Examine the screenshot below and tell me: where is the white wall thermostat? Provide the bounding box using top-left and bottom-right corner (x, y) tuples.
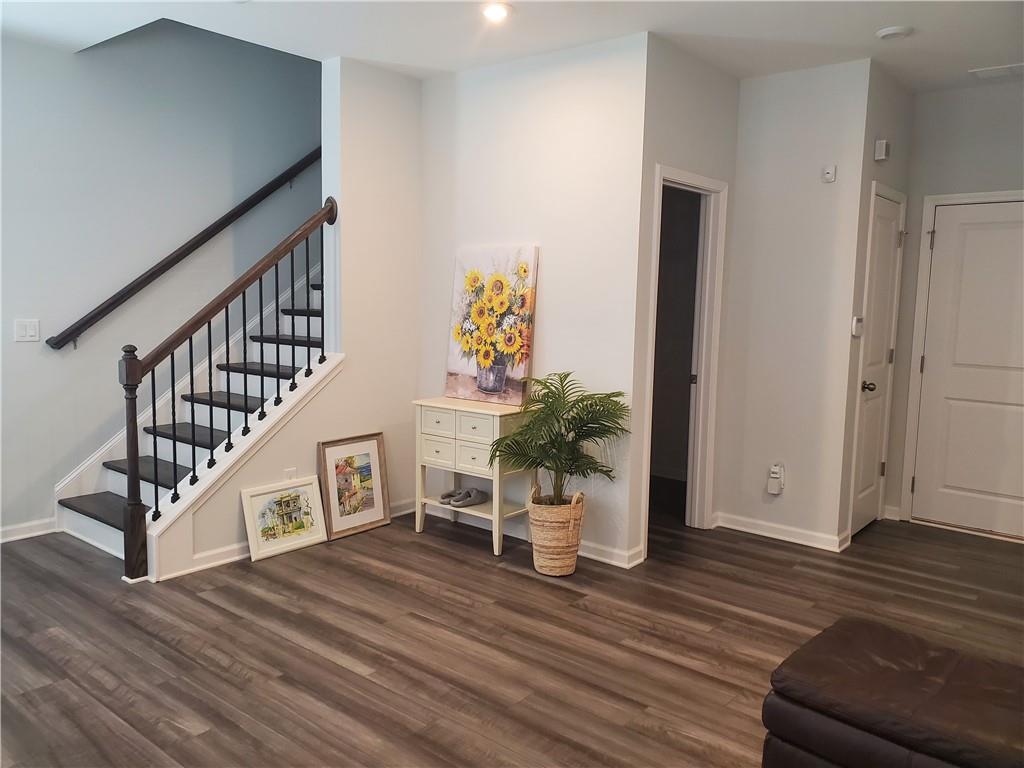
(767, 463), (785, 495)
(874, 139), (890, 161)
(821, 165), (837, 183)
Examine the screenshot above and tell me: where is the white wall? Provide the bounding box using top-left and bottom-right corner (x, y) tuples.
(1, 21), (320, 531)
(419, 35), (649, 563)
(713, 60), (870, 549)
(323, 58), (423, 514)
(886, 80), (1024, 508)
(633, 34), (739, 551)
(839, 62), (912, 534)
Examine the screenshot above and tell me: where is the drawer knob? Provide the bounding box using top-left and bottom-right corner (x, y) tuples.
(471, 425), (477, 430)
(471, 456), (477, 461)
(434, 419), (440, 424)
(434, 449), (440, 454)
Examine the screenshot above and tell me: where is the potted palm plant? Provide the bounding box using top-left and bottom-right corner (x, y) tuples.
(489, 372), (630, 576)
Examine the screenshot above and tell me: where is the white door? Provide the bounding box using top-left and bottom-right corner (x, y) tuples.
(914, 201), (1024, 538)
(851, 193), (904, 535)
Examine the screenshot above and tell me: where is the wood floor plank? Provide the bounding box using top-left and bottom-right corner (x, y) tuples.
(3, 517), (1021, 768)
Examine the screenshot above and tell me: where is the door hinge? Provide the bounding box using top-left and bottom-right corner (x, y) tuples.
(910, 475), (916, 493)
(689, 373), (698, 385)
(880, 461), (886, 477)
(928, 230), (936, 250)
(888, 347), (895, 364)
(897, 230), (907, 248)
(919, 355), (925, 373)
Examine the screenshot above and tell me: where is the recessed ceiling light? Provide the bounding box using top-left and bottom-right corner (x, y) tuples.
(876, 26), (914, 41)
(483, 3), (510, 23)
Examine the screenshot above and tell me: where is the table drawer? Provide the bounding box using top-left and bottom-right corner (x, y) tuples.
(457, 412), (494, 442)
(421, 406), (455, 437)
(456, 440), (493, 475)
(421, 435), (455, 468)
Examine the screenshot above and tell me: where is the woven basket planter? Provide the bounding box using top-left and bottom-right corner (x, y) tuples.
(527, 486), (585, 576)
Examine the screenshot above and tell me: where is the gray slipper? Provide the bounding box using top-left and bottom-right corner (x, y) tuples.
(440, 489), (465, 503)
(450, 488), (489, 508)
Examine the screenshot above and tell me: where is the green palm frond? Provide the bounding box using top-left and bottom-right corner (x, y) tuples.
(490, 372), (629, 505)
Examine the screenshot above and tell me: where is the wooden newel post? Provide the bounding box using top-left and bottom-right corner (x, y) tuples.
(119, 344), (148, 580)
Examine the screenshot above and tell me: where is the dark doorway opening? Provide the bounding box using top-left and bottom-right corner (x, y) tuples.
(649, 185), (702, 534)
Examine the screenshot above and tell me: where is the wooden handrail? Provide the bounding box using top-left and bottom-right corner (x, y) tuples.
(132, 197), (337, 378)
(46, 146), (322, 350)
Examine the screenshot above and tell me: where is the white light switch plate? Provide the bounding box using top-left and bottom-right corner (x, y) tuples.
(14, 319), (40, 342)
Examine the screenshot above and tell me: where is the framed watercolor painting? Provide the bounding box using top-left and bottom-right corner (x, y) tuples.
(446, 244), (538, 405)
(317, 432), (391, 540)
(241, 476), (327, 561)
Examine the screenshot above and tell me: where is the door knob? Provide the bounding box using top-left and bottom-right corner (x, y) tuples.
(861, 381), (877, 392)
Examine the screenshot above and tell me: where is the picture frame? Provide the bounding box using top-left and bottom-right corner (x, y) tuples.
(445, 244), (539, 405)
(241, 475), (327, 561)
(317, 432), (391, 540)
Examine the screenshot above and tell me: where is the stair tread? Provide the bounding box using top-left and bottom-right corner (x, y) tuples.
(250, 334), (322, 348)
(217, 361), (299, 379)
(182, 391), (264, 413)
(144, 422), (229, 450)
(104, 456), (192, 489)
(58, 492), (128, 531)
(311, 281), (322, 291)
(280, 307), (323, 318)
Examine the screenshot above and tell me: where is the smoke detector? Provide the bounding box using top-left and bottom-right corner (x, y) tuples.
(876, 26), (914, 41)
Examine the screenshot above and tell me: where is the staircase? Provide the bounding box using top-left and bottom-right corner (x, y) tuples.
(58, 288), (323, 529)
(52, 194), (338, 581)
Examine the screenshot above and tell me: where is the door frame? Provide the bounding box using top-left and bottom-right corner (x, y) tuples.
(898, 189), (1024, 522)
(846, 182), (906, 536)
(639, 164), (728, 559)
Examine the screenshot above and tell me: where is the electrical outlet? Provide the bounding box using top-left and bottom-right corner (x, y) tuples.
(283, 467), (297, 480)
(821, 165), (837, 183)
(14, 319), (40, 342)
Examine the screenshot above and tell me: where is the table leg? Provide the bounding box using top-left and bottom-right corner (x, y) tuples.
(415, 463), (427, 533)
(492, 471), (503, 556)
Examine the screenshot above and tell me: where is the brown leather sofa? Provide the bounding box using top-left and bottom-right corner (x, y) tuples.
(761, 617), (1023, 768)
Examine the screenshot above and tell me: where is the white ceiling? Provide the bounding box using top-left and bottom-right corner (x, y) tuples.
(4, 1), (1022, 90)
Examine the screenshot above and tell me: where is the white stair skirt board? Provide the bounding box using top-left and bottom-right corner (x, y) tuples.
(712, 511), (850, 552)
(0, 516), (58, 544)
(148, 353), (345, 582)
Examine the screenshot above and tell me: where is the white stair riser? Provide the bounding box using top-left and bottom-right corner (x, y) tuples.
(280, 314), (323, 336)
(104, 469), (176, 508)
(250, 341), (321, 369)
(219, 372), (294, 400)
(148, 435), (214, 467)
(183, 400), (258, 432)
(61, 509), (124, 560)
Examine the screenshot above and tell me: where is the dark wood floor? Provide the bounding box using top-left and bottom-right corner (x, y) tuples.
(3, 513), (1022, 767)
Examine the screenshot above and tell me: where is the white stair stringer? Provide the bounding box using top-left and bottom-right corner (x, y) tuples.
(145, 352), (345, 581)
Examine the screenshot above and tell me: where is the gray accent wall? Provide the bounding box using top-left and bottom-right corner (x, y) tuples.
(1, 21), (320, 530)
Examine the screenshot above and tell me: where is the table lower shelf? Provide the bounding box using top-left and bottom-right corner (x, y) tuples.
(420, 495), (528, 522)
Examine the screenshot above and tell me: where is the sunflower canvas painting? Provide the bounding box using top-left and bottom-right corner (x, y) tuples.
(446, 245), (538, 405)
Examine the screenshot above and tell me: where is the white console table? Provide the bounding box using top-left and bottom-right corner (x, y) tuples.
(413, 396), (531, 555)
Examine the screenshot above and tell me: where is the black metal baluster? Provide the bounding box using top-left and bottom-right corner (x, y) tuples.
(289, 249), (297, 391)
(274, 262), (282, 406)
(206, 322), (216, 469)
(188, 337), (198, 484)
(319, 225), (326, 364)
(150, 371), (160, 521)
(169, 353), (180, 502)
(224, 306), (233, 452)
(258, 274), (267, 420)
(304, 237), (312, 377)
(241, 288), (251, 436)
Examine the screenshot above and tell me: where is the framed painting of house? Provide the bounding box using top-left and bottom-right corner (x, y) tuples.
(446, 244), (538, 405)
(317, 432), (391, 540)
(241, 476), (327, 561)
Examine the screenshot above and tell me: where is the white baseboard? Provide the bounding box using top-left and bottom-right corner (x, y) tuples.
(883, 504), (902, 521)
(0, 516), (57, 543)
(712, 511), (847, 552)
(578, 539), (645, 569)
